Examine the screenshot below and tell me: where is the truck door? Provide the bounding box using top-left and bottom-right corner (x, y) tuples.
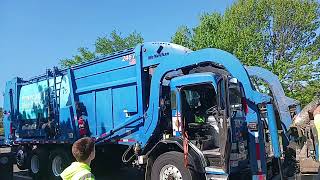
(170, 74), (230, 175)
(215, 77), (230, 172)
(228, 78), (249, 172)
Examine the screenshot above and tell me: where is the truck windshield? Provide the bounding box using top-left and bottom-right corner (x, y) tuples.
(181, 84), (220, 150)
(181, 84), (217, 124)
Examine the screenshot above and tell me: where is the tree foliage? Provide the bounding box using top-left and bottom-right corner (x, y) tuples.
(60, 31), (143, 67)
(172, 0), (320, 106)
(171, 26), (193, 49)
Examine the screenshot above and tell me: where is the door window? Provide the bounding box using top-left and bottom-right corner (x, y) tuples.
(180, 84), (220, 150)
(181, 84), (217, 124)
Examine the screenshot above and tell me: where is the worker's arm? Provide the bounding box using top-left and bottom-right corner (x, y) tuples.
(294, 96), (320, 126)
(314, 106), (320, 119)
(313, 106), (320, 128)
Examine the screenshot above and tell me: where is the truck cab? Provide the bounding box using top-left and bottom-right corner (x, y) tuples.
(169, 72), (231, 179)
(142, 66), (247, 179)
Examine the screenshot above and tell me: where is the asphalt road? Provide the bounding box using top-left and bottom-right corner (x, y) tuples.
(13, 165), (144, 180)
(0, 147), (143, 180)
(1, 145), (317, 180)
(0, 146), (143, 180)
(13, 165), (31, 180)
(13, 166), (144, 180)
(12, 165), (320, 180)
(10, 165), (320, 180)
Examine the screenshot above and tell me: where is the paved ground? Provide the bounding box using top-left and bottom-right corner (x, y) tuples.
(10, 165), (320, 180)
(0, 147), (143, 180)
(13, 166), (144, 180)
(1, 147), (317, 180)
(272, 174), (319, 180)
(13, 165), (31, 180)
(12, 165), (144, 180)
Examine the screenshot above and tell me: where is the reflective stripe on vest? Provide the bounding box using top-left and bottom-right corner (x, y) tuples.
(79, 173), (94, 180)
(71, 169), (94, 180)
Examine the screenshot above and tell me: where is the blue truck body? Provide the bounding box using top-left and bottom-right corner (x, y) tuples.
(246, 66), (306, 177)
(246, 66), (301, 129)
(3, 42), (281, 179)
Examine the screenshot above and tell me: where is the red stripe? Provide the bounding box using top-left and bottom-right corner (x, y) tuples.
(10, 122), (13, 135)
(255, 142), (263, 173)
(100, 133), (107, 138)
(255, 143), (261, 160)
(242, 98), (249, 114)
(258, 174), (264, 180)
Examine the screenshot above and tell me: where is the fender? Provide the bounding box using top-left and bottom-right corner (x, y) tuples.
(144, 137), (207, 176)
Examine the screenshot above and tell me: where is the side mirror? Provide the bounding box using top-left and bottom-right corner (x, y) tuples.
(229, 78), (239, 84)
(231, 104), (243, 112)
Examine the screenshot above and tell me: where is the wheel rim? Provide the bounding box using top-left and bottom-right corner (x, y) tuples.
(160, 164), (183, 180)
(31, 155), (40, 174)
(16, 150), (25, 166)
(52, 155), (63, 177)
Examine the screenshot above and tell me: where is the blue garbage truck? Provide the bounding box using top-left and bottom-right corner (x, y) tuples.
(3, 42), (280, 180)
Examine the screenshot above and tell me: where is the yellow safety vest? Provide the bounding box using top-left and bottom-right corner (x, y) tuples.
(61, 162), (95, 180)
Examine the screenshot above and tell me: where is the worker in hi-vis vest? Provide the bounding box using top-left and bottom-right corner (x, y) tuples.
(61, 137), (95, 180)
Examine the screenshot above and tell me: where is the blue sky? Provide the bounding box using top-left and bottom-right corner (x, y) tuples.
(0, 0), (234, 106)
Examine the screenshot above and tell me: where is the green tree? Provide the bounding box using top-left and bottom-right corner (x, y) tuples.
(60, 30), (143, 67)
(192, 13), (223, 50)
(60, 47), (96, 68)
(171, 26), (193, 49)
(172, 0), (320, 106)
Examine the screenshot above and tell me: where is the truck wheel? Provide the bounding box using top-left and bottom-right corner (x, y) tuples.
(29, 148), (49, 180)
(151, 151), (198, 180)
(48, 149), (72, 180)
(16, 146), (29, 170)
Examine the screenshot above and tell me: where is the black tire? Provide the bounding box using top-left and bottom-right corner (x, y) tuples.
(48, 148), (72, 180)
(16, 146), (30, 170)
(29, 148), (49, 180)
(151, 151), (198, 180)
